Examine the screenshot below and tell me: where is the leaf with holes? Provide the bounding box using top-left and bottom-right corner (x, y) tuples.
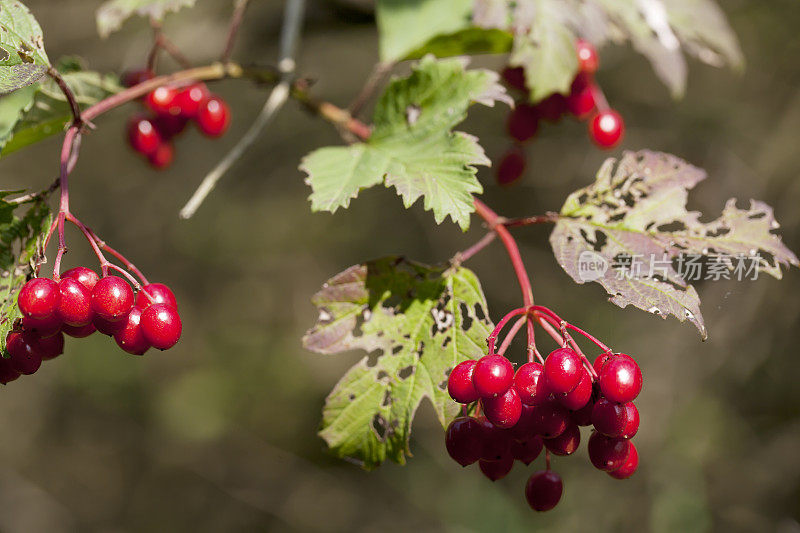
(96, 0), (196, 38)
(0, 0), (50, 95)
(303, 257), (493, 469)
(0, 194), (51, 356)
(300, 55), (510, 231)
(1, 58), (121, 156)
(549, 150), (798, 339)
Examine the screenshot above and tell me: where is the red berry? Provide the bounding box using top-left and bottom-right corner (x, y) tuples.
(496, 146), (526, 186)
(472, 354), (514, 398)
(145, 86), (179, 116)
(128, 116), (162, 156)
(482, 387), (522, 429)
(479, 454), (514, 481)
(593, 352), (612, 375)
(598, 354), (642, 403)
(63, 267), (100, 292)
(543, 347), (582, 394)
(589, 110), (625, 148)
(571, 398), (596, 426)
(501, 66), (526, 92)
(535, 93), (567, 123)
(5, 331), (42, 374)
(114, 308), (151, 356)
(448, 359), (479, 404)
(514, 362), (549, 405)
(18, 277), (60, 320)
(477, 417), (511, 461)
(566, 78), (596, 119)
(530, 400), (570, 438)
(62, 322), (96, 338)
(0, 357), (20, 384)
(93, 315), (124, 336)
(147, 141), (174, 170)
(153, 114), (189, 139)
(22, 314), (62, 337)
(445, 416), (483, 467)
(544, 422), (580, 456)
(136, 283), (178, 311)
(122, 68), (154, 88)
(140, 303), (182, 350)
(591, 397), (628, 437)
(507, 103), (539, 142)
(559, 367), (592, 410)
(621, 402), (639, 439)
(196, 95), (231, 137)
(174, 83), (209, 118)
(525, 470), (563, 511)
(511, 435), (543, 465)
(91, 276), (134, 322)
(588, 431), (630, 471)
(509, 404), (537, 442)
(27, 331), (64, 360)
(56, 277), (93, 327)
(608, 441), (639, 479)
(576, 39), (599, 74)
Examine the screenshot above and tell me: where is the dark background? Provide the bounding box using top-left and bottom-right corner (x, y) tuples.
(1, 0), (799, 531)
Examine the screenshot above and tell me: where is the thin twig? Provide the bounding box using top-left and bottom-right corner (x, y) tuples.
(46, 67), (82, 128)
(221, 0), (252, 64)
(453, 232), (496, 264)
(348, 61), (394, 118)
(8, 179), (60, 205)
(180, 0), (306, 219)
(502, 212), (560, 227)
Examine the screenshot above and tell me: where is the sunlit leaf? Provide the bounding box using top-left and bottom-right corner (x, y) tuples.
(0, 0), (49, 94)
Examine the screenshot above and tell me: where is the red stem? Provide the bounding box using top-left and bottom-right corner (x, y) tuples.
(496, 315), (527, 357)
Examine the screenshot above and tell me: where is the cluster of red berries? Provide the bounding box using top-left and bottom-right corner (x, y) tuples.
(123, 69), (231, 169)
(445, 347), (642, 511)
(497, 39), (626, 186)
(1, 268), (182, 384)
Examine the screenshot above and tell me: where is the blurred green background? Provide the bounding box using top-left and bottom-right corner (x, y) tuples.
(1, 0), (799, 531)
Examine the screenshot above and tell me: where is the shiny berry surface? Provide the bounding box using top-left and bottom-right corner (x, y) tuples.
(472, 354), (514, 398)
(589, 110), (625, 148)
(62, 322), (97, 338)
(174, 83), (209, 118)
(57, 277), (93, 327)
(91, 276), (134, 322)
(145, 86), (179, 116)
(22, 314), (62, 337)
(18, 278), (60, 319)
(599, 355), (642, 403)
(525, 470), (563, 511)
(445, 416), (483, 467)
(588, 431), (630, 471)
(447, 359), (479, 404)
(482, 387), (522, 429)
(196, 95), (231, 137)
(576, 39), (599, 74)
(479, 454), (514, 481)
(511, 435), (543, 465)
(621, 402), (640, 439)
(514, 362), (549, 406)
(543, 347), (582, 394)
(6, 331), (42, 375)
(608, 441), (639, 479)
(543, 423), (580, 456)
(591, 397), (627, 437)
(140, 303), (182, 350)
(29, 331), (64, 361)
(63, 267), (100, 292)
(559, 368), (592, 410)
(128, 116), (162, 155)
(114, 307), (151, 355)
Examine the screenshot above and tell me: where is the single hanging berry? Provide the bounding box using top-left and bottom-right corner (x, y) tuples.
(575, 39), (599, 74)
(91, 276), (135, 322)
(589, 110), (625, 148)
(525, 470), (563, 511)
(140, 303), (182, 350)
(543, 347), (582, 394)
(18, 278), (60, 320)
(445, 416), (483, 467)
(472, 354), (514, 398)
(598, 354), (642, 403)
(196, 95), (231, 137)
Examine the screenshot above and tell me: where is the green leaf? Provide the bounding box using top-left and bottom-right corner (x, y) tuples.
(549, 150), (799, 339)
(405, 27), (513, 60)
(0, 194), (51, 356)
(0, 0), (50, 95)
(1, 61), (121, 156)
(509, 0), (579, 101)
(301, 56), (510, 231)
(0, 81), (36, 145)
(96, 0), (196, 38)
(376, 0), (473, 62)
(303, 257), (493, 469)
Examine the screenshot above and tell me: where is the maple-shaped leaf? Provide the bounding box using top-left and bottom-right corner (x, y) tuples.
(300, 56), (510, 231)
(0, 0), (50, 95)
(0, 193), (51, 355)
(96, 0), (196, 38)
(303, 257), (493, 469)
(550, 150), (798, 339)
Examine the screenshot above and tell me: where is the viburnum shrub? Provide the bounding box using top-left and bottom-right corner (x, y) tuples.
(0, 0), (797, 516)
